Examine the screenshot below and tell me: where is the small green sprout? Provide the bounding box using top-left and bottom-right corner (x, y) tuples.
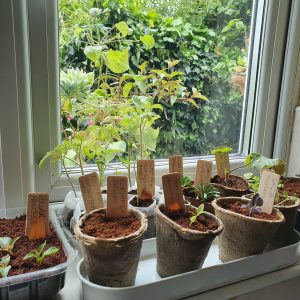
(181, 175), (192, 188)
(243, 173), (260, 193)
(275, 191), (298, 205)
(0, 236), (20, 255)
(0, 255), (11, 278)
(23, 241), (59, 264)
(189, 203), (205, 226)
(193, 183), (220, 202)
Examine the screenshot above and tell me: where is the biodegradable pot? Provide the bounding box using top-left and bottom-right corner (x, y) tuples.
(212, 197), (285, 262)
(211, 175), (250, 197)
(267, 199), (300, 249)
(74, 208), (147, 287)
(129, 196), (156, 239)
(155, 204), (223, 277)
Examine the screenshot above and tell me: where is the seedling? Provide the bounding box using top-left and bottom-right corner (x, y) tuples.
(181, 176), (192, 188)
(193, 183), (220, 202)
(189, 203), (205, 226)
(23, 241), (59, 264)
(0, 255), (11, 278)
(241, 193), (263, 216)
(275, 191), (298, 206)
(0, 236), (20, 255)
(243, 173), (260, 193)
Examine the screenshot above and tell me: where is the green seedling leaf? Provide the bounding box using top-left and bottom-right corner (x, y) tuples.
(189, 203), (205, 226)
(115, 21), (129, 37)
(140, 35), (155, 50)
(42, 246), (60, 258)
(181, 176), (192, 188)
(0, 255), (11, 278)
(105, 49), (130, 74)
(211, 146), (232, 155)
(23, 241), (60, 265)
(193, 183), (220, 202)
(0, 236), (20, 254)
(245, 153), (285, 175)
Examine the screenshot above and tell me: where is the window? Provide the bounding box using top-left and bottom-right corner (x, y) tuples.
(0, 0), (299, 206)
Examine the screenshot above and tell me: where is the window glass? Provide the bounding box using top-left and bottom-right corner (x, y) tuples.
(59, 0), (253, 162)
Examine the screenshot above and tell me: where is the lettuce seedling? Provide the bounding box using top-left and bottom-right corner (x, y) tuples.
(193, 183), (220, 202)
(0, 255), (11, 278)
(23, 241), (59, 264)
(189, 203), (205, 226)
(241, 193), (263, 216)
(0, 236), (20, 255)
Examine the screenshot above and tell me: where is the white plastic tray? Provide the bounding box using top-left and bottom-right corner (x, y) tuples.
(77, 231), (300, 300)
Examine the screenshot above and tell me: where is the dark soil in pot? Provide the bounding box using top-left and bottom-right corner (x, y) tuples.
(155, 204), (223, 277)
(278, 177), (300, 198)
(74, 208), (147, 287)
(0, 215), (67, 276)
(129, 197), (156, 239)
(212, 197), (284, 262)
(211, 175), (250, 197)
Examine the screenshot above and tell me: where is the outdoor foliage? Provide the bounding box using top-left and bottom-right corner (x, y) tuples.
(59, 0), (252, 159)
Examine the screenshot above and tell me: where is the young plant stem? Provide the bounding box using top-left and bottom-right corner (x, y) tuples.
(61, 159), (77, 198)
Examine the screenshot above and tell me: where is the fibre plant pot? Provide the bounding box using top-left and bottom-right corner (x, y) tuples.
(212, 197), (285, 262)
(267, 199), (300, 249)
(129, 196), (156, 239)
(74, 208), (147, 287)
(211, 175), (250, 197)
(155, 204), (223, 277)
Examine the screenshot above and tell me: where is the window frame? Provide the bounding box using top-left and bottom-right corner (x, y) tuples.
(1, 0), (299, 205)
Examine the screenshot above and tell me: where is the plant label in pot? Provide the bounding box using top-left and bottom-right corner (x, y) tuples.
(169, 155), (183, 177)
(194, 160), (213, 186)
(156, 173), (223, 277)
(25, 193), (49, 240)
(211, 147), (231, 179)
(79, 172), (103, 213)
(258, 170), (280, 214)
(129, 160), (156, 239)
(74, 175), (147, 287)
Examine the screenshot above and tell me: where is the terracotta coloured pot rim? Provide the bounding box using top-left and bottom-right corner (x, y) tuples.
(212, 197), (285, 224)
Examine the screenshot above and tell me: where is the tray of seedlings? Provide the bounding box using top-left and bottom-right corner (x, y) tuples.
(74, 164), (300, 300)
(0, 193), (76, 300)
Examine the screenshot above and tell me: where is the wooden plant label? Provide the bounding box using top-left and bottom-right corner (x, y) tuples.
(258, 170), (280, 214)
(214, 152), (230, 179)
(162, 173), (185, 211)
(79, 172), (103, 213)
(169, 155), (183, 177)
(106, 176), (128, 218)
(25, 193), (49, 240)
(137, 159), (155, 200)
(194, 160), (213, 186)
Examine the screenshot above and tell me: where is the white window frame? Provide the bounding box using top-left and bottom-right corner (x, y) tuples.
(1, 0), (300, 206)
